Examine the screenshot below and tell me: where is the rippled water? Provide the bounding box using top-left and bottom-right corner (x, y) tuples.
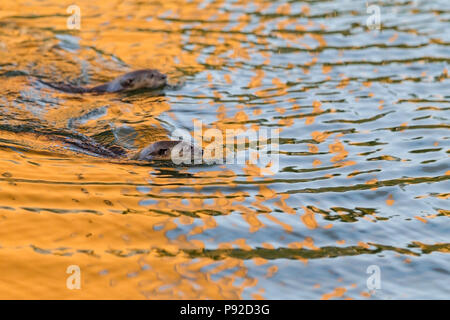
(0, 0), (448, 299)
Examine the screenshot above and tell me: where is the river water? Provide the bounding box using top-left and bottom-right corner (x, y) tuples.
(0, 0), (448, 299)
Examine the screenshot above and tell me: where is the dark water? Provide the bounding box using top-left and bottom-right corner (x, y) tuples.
(0, 0), (448, 299)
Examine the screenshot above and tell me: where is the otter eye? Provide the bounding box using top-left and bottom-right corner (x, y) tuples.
(122, 78), (134, 87)
(158, 148), (168, 156)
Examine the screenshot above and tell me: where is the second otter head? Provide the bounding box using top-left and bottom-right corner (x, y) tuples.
(132, 140), (203, 163)
(119, 69), (167, 91)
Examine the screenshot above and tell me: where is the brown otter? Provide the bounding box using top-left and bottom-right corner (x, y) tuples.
(39, 69), (167, 93)
(60, 135), (202, 163)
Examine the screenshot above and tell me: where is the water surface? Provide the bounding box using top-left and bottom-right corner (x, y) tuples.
(0, 0), (449, 299)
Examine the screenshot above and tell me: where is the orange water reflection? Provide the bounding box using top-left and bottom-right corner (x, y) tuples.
(0, 0), (449, 300)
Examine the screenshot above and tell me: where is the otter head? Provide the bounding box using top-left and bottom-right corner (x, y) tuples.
(132, 140), (203, 163)
(119, 69), (167, 91)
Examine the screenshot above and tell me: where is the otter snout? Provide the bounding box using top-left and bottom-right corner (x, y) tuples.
(160, 75), (167, 86)
(148, 70), (167, 88)
(158, 73), (167, 85)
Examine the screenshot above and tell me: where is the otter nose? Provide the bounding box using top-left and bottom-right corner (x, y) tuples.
(161, 74), (167, 80)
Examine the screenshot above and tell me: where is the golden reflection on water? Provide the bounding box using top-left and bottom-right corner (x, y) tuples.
(0, 0), (449, 299)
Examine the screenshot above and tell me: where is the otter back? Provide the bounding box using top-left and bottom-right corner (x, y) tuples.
(39, 79), (91, 93)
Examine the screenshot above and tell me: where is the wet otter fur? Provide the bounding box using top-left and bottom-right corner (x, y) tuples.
(61, 135), (201, 163)
(39, 69), (167, 93)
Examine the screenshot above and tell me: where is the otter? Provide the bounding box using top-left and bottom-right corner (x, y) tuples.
(60, 134), (202, 163)
(39, 69), (167, 93)
(36, 69), (198, 163)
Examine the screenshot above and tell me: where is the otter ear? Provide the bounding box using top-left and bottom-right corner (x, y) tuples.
(120, 78), (134, 87)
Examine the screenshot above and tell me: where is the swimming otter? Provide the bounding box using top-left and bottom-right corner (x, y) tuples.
(39, 69), (167, 93)
(61, 135), (202, 163)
